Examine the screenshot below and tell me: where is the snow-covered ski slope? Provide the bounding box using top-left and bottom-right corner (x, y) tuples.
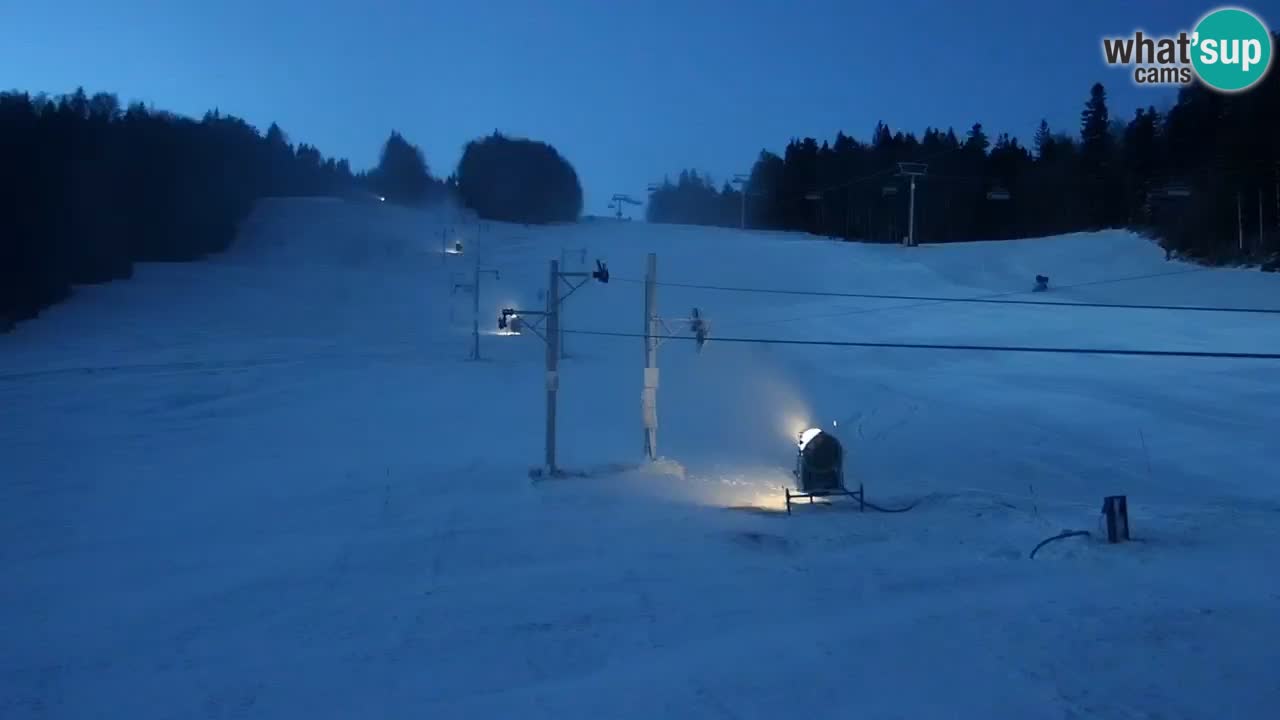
(4, 197), (1280, 719)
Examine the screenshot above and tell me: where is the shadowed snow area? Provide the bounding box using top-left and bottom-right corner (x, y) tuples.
(3, 197), (1279, 718)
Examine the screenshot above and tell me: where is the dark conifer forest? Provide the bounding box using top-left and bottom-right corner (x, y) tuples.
(0, 90), (585, 328)
(648, 50), (1280, 271)
(0, 89), (359, 327)
(5, 57), (1278, 330)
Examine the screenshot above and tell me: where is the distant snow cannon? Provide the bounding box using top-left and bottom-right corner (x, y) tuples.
(785, 427), (864, 514)
(442, 229), (465, 256)
(1033, 274), (1050, 292)
(497, 309), (524, 334)
(796, 428), (841, 492)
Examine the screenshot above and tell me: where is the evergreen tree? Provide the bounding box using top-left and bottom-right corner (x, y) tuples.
(747, 150), (786, 229)
(372, 131), (437, 205)
(1033, 119), (1053, 160)
(1124, 109), (1159, 185)
(1079, 83), (1125, 227)
(964, 123), (990, 155)
(1080, 82), (1112, 170)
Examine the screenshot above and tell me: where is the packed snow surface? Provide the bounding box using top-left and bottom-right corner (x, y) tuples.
(4, 198), (1280, 718)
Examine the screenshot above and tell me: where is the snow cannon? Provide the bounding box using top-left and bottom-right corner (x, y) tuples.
(497, 309), (524, 334)
(1033, 274), (1049, 292)
(795, 429), (842, 493)
(785, 428), (864, 514)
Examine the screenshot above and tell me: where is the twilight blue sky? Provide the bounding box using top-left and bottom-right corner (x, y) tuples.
(3, 1), (1270, 213)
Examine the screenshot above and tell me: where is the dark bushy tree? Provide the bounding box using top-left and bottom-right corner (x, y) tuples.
(0, 87), (355, 328)
(455, 132), (582, 223)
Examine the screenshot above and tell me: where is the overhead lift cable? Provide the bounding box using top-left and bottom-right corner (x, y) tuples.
(563, 329), (1280, 361)
(613, 268), (1280, 316)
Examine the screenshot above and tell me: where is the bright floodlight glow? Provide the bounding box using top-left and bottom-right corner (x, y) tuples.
(377, 195), (385, 202)
(798, 427), (823, 451)
(782, 412), (812, 442)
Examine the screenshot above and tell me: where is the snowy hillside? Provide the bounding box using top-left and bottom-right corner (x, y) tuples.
(3, 198), (1280, 719)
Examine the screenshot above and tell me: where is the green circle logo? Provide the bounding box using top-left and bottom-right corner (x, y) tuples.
(1191, 7), (1272, 92)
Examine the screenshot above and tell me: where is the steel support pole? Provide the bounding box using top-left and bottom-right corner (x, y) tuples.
(642, 253), (658, 461)
(471, 256), (480, 360)
(908, 175), (917, 247)
(545, 260), (560, 474)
